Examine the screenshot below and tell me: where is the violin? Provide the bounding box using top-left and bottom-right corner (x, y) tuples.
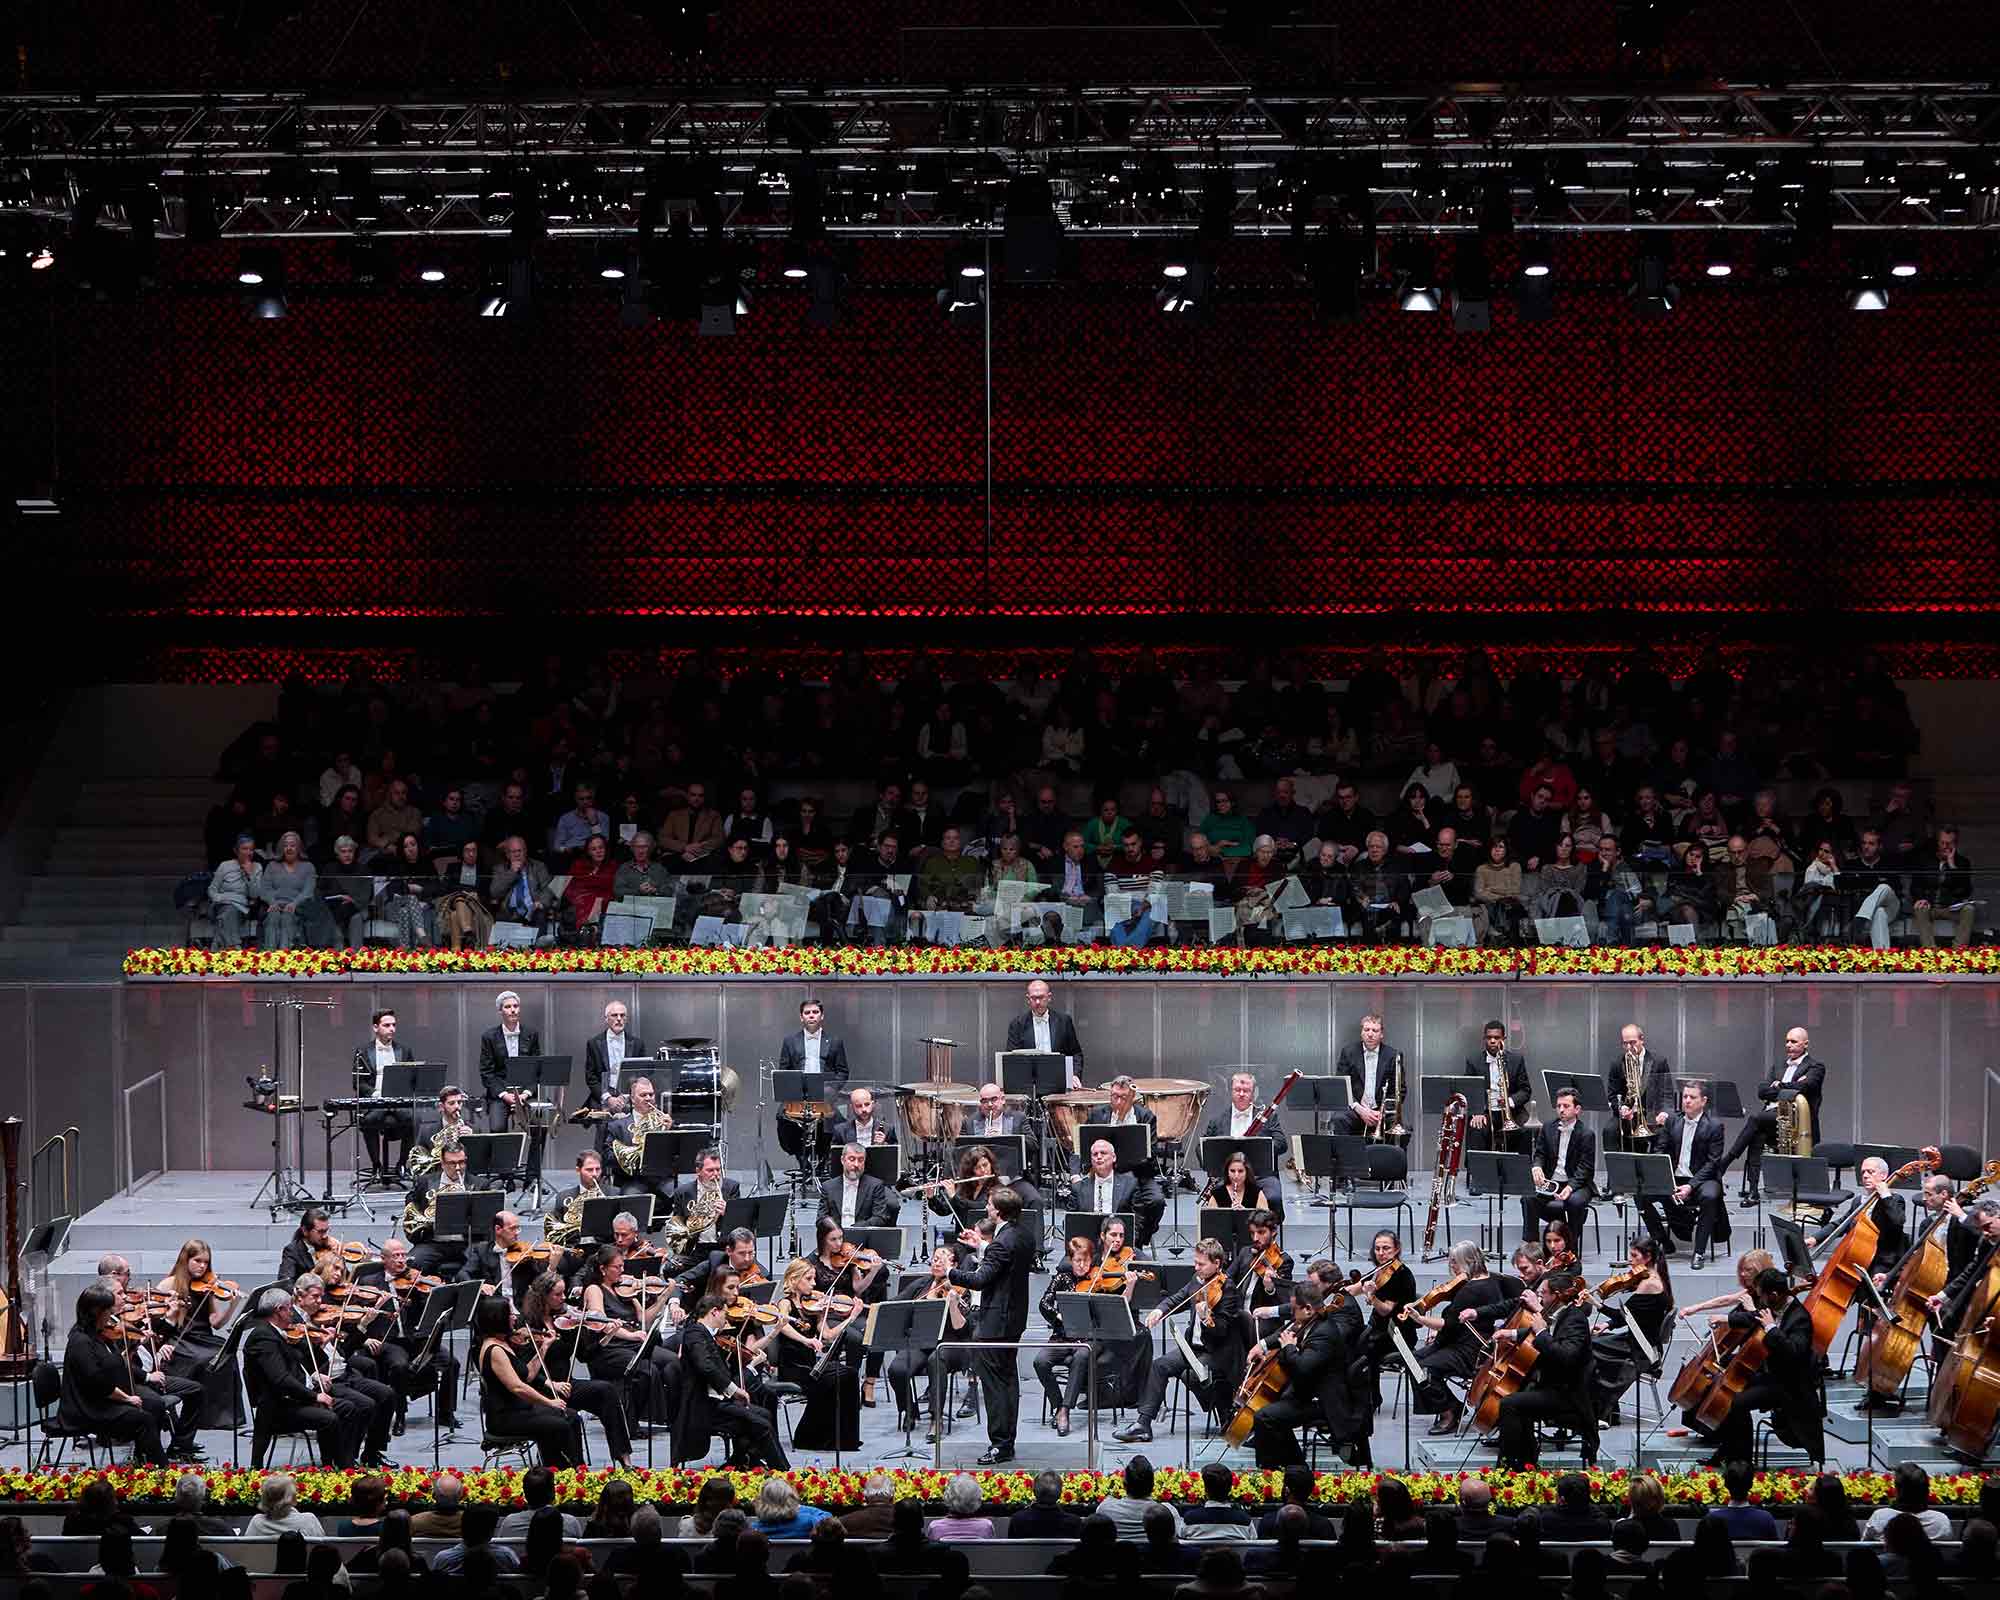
(504, 1242), (555, 1267)
(1081, 1245), (1157, 1294)
(828, 1242), (884, 1273)
(386, 1269), (444, 1294)
(185, 1273), (240, 1304)
(611, 1273), (672, 1303)
(726, 1296), (782, 1326)
(737, 1262), (770, 1288)
(328, 1239), (376, 1266)
(796, 1290), (862, 1320)
(327, 1282), (394, 1305)
(1398, 1272), (1469, 1321)
(1587, 1266), (1649, 1303)
(1235, 1240), (1286, 1294)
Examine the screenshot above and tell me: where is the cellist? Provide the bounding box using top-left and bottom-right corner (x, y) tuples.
(1927, 1199), (2000, 1353)
(1243, 1281), (1366, 1468)
(1861, 1173), (1972, 1415)
(1491, 1269), (1599, 1469)
(1709, 1266), (1824, 1467)
(1806, 1157), (1908, 1269)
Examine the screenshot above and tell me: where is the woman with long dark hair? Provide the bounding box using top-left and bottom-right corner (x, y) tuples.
(1590, 1235), (1674, 1425)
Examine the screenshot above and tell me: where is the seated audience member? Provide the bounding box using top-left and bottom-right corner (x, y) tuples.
(208, 834), (264, 946)
(1252, 1466), (1336, 1540)
(432, 1503), (519, 1577)
(561, 834), (617, 931)
(1140, 1503), (1199, 1576)
(1585, 837), (1650, 944)
(255, 832), (317, 949)
(1092, 1456), (1185, 1538)
(752, 1477), (831, 1541)
(1703, 1460), (1778, 1542)
(1199, 790), (1254, 862)
(378, 831), (439, 946)
(1009, 1470), (1084, 1540)
(244, 1474), (327, 1540)
(488, 835), (552, 928)
(1049, 1515), (1140, 1583)
(1538, 1472), (1614, 1541)
(1346, 831), (1410, 942)
(838, 1474), (898, 1540)
(1182, 1462), (1253, 1542)
(1863, 1463), (1951, 1542)
(1473, 838), (1526, 944)
(928, 1473), (996, 1541)
(497, 1465), (582, 1541)
(660, 781), (725, 870)
(366, 778), (423, 857)
(409, 1473), (465, 1539)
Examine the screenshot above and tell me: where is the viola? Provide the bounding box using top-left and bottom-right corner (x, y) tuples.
(1236, 1240), (1286, 1292)
(184, 1274), (240, 1303)
(1398, 1272), (1468, 1321)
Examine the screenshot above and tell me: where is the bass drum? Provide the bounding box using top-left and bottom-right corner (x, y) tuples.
(656, 1038), (741, 1117)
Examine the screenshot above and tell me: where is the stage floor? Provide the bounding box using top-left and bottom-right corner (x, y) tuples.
(17, 1168), (1962, 1477)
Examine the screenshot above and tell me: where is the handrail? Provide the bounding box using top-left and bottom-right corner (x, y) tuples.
(30, 1127), (77, 1223)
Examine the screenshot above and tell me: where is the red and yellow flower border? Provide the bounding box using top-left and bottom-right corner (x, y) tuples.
(124, 944), (2000, 980)
(0, 1463), (1987, 1512)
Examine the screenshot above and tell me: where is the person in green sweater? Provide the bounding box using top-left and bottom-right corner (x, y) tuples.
(918, 826), (985, 911)
(1081, 796), (1134, 866)
(1199, 789), (1255, 862)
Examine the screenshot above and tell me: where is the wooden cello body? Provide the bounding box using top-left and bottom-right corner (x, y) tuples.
(1465, 1306), (1540, 1433)
(1224, 1310), (1313, 1445)
(1801, 1148), (1938, 1357)
(1669, 1322), (1752, 1412)
(1861, 1160), (2000, 1399)
(1930, 1254), (2000, 1455)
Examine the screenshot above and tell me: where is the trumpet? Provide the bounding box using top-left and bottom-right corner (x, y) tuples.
(1370, 1051), (1406, 1144)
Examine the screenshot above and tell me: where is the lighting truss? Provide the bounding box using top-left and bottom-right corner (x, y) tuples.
(3, 82), (1998, 240)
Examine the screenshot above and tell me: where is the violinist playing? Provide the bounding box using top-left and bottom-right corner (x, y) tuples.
(240, 1286), (367, 1469)
(156, 1237), (242, 1432)
(1229, 1211), (1294, 1344)
(1708, 1266), (1825, 1468)
(513, 1269), (636, 1469)
(1246, 1281), (1369, 1468)
(1083, 1216), (1154, 1411)
(808, 1218), (888, 1409)
(1115, 1238), (1242, 1447)
(1588, 1238), (1673, 1427)
(59, 1281), (184, 1465)
(886, 1247), (974, 1442)
(1540, 1221), (1579, 1276)
(288, 1269), (397, 1466)
(456, 1209), (545, 1305)
(666, 1228), (764, 1326)
(577, 1244), (684, 1430)
(342, 1239), (463, 1438)
(1359, 1231), (1418, 1402)
(93, 1254), (207, 1460)
(782, 1251), (865, 1452)
(1491, 1269), (1599, 1469)
(472, 1293), (587, 1468)
(1033, 1235), (1098, 1439)
(1408, 1240), (1506, 1436)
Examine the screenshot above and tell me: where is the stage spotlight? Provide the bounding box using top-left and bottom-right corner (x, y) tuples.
(1450, 239), (1490, 332)
(478, 257), (534, 318)
(595, 239), (630, 280)
(1627, 238), (1678, 317)
(418, 262), (448, 284)
(1888, 235), (1920, 278)
(1156, 259), (1212, 318)
(1518, 235), (1554, 278)
(1702, 233), (1734, 277)
(780, 241), (810, 280)
(1390, 236), (1438, 311)
(937, 272), (985, 328)
(236, 245), (286, 317)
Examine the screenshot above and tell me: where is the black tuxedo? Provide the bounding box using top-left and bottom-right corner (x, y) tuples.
(1467, 1049), (1534, 1151)
(664, 1176), (741, 1254)
(1082, 1104), (1164, 1245)
(1727, 1052), (1829, 1191)
(1605, 1049), (1675, 1148)
(278, 1233), (322, 1286)
(1334, 1042), (1406, 1140)
(1202, 1105), (1284, 1144)
(950, 1218), (1034, 1453)
(830, 1114), (898, 1150)
(581, 1029), (648, 1157)
(1497, 1299), (1599, 1467)
(352, 1040), (417, 1171)
(1005, 1008), (1084, 1069)
(1714, 1298), (1824, 1464)
(1814, 1189), (1907, 1274)
(1520, 1117), (1597, 1241)
(242, 1321), (366, 1468)
(777, 1030), (851, 1093)
(963, 1110), (1027, 1140)
(674, 1320), (787, 1469)
(1133, 1278), (1247, 1433)
(477, 1025), (545, 1132)
(1641, 1111), (1731, 1255)
(1249, 1307), (1369, 1467)
(1076, 1168), (1142, 1222)
(818, 1173), (900, 1229)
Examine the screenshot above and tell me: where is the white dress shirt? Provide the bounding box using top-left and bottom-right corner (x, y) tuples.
(839, 1177), (860, 1226)
(502, 1027), (521, 1057)
(371, 1040), (397, 1096)
(1553, 1120), (1575, 1178)
(1677, 1118), (1699, 1178)
(1780, 1059), (1801, 1083)
(605, 1031), (626, 1090)
(851, 1116), (877, 1144)
(1092, 1175), (1116, 1214)
(1360, 1047), (1379, 1105)
(1033, 1014), (1052, 1053)
(1229, 1107), (1254, 1138)
(978, 1114), (1008, 1139)
(802, 1031), (823, 1073)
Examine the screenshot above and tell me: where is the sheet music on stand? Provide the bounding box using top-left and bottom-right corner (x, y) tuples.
(1534, 915), (1591, 948)
(690, 916), (749, 947)
(600, 901), (659, 948)
(1103, 888), (1168, 927)
(1206, 903), (1238, 943)
(1281, 906), (1344, 941)
(1165, 880), (1215, 922)
(1412, 885), (1454, 918)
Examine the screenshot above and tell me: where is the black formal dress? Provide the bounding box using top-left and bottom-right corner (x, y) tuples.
(1495, 1299), (1600, 1467)
(1725, 1054), (1829, 1194)
(478, 1337), (585, 1466)
(782, 1295), (865, 1451)
(1412, 1276), (1509, 1416)
(949, 1217), (1033, 1456)
(60, 1328), (177, 1464)
(581, 1290), (681, 1427)
(522, 1312), (634, 1463)
(1360, 1261), (1419, 1393)
(159, 1294), (241, 1431)
(886, 1280), (975, 1428)
(1590, 1287), (1675, 1420)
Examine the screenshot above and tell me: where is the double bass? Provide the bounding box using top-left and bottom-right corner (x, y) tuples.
(1465, 1267), (1644, 1433)
(1929, 1241), (2000, 1455)
(1860, 1159), (2000, 1400)
(1801, 1148), (1939, 1355)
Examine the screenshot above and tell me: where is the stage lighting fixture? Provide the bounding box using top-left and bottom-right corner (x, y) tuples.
(477, 257), (534, 319)
(937, 273), (985, 328)
(236, 245), (287, 317)
(953, 244), (987, 281)
(1390, 236), (1438, 311)
(780, 241), (810, 280)
(1156, 259), (1212, 318)
(340, 236), (390, 286)
(1307, 232), (1363, 324)
(1888, 235), (1919, 278)
(1518, 235), (1554, 278)
(1450, 239), (1490, 332)
(417, 261), (448, 284)
(1702, 233), (1734, 277)
(1756, 233), (1799, 280)
(1627, 238), (1678, 317)
(595, 239), (630, 280)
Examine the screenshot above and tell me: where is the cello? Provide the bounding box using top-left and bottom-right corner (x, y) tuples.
(1801, 1148), (1939, 1356)
(1929, 1244), (2000, 1454)
(1860, 1160), (2000, 1400)
(1465, 1266), (1644, 1434)
(1694, 1272), (1814, 1432)
(1223, 1299), (1317, 1445)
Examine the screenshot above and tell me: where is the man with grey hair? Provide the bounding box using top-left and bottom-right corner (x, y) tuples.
(172, 1472), (234, 1535)
(1083, 1075), (1165, 1246)
(242, 1287), (363, 1467)
(1930, 1199), (2000, 1344)
(477, 987), (542, 1136)
(839, 1472), (900, 1539)
(583, 998), (648, 1160)
(1808, 1156), (1909, 1272)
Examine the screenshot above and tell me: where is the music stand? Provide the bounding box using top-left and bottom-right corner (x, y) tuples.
(953, 1135), (1028, 1181)
(1078, 1123), (1152, 1171)
(503, 1054), (574, 1206)
(434, 1188), (505, 1244)
(1066, 1211), (1137, 1247)
(772, 1070), (836, 1109)
(865, 1296), (950, 1460)
(1768, 1214), (1818, 1282)
(1541, 1071), (1611, 1116)
(862, 1145), (903, 1185)
(640, 1130), (711, 1185)
(458, 1134), (526, 1188)
(1198, 1136), (1276, 1180)
(1463, 1150), (1534, 1253)
(1196, 1207), (1253, 1258)
(1000, 1053), (1070, 1098)
(1765, 1155), (1837, 1228)
(412, 1279), (484, 1470)
(845, 1225), (905, 1262)
(381, 1063), (450, 1101)
(1287, 1076), (1353, 1131)
(1604, 1151), (1676, 1255)
(720, 1192), (789, 1263)
(1055, 1292), (1139, 1420)
(1700, 1080), (1747, 1119)
(579, 1196), (633, 1245)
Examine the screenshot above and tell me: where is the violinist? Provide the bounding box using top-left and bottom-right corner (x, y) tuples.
(278, 1209), (334, 1287)
(156, 1238), (240, 1432)
(773, 1253), (863, 1451)
(667, 1229), (765, 1326)
(887, 1248), (974, 1442)
(1540, 1221), (1579, 1276)
(1408, 1240), (1506, 1436)
(93, 1255), (207, 1457)
(1117, 1238), (1242, 1447)
(1491, 1269), (1599, 1469)
(1245, 1281), (1366, 1468)
(577, 1244), (683, 1430)
(1359, 1231), (1418, 1399)
(1201, 1149), (1284, 1225)
(810, 1218), (887, 1407)
(1032, 1235), (1099, 1438)
(402, 1143), (472, 1277)
(240, 1286), (367, 1468)
(457, 1210), (543, 1305)
(60, 1282), (179, 1465)
(1807, 1156), (1908, 1270)
(347, 1238), (463, 1436)
(514, 1270), (637, 1469)
(1228, 1211), (1293, 1342)
(1709, 1266), (1824, 1467)
(473, 1292), (586, 1467)
(821, 1141), (900, 1230)
(609, 1212), (667, 1268)
(1521, 1086), (1595, 1244)
(1306, 1260), (1365, 1348)
(289, 1270), (397, 1466)
(1642, 1080), (1731, 1269)
(1589, 1238), (1674, 1426)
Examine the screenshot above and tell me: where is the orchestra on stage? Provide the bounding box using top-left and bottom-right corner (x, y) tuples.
(49, 985), (2000, 1478)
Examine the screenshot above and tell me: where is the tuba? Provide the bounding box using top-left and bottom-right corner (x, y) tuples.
(1775, 1090), (1815, 1158)
(610, 1108), (674, 1178)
